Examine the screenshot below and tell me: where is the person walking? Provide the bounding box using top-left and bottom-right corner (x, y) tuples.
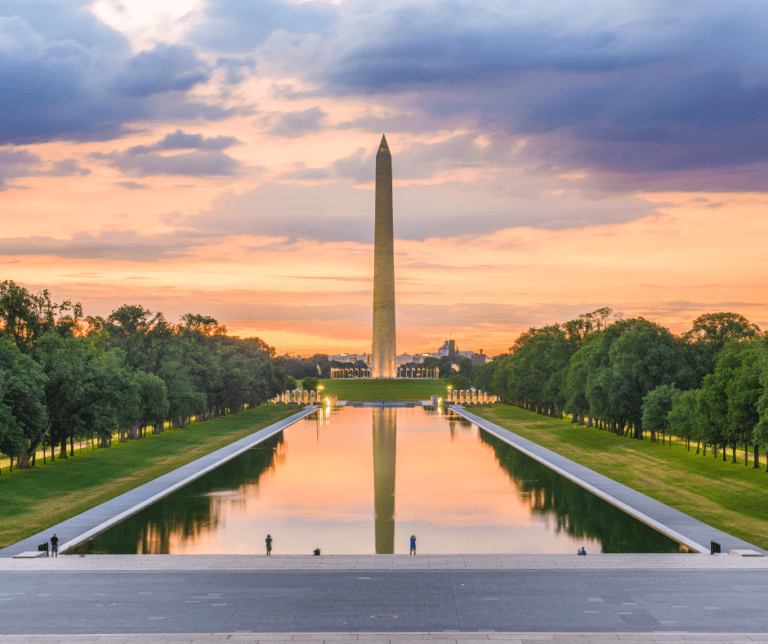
(409, 534), (416, 555)
(50, 533), (59, 558)
(266, 534), (273, 556)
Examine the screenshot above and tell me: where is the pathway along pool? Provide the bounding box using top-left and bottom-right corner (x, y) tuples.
(76, 406), (688, 555)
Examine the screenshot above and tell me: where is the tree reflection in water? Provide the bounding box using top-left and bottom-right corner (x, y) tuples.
(476, 428), (689, 553)
(77, 433), (285, 554)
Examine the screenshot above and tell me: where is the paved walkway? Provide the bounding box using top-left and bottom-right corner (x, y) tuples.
(1, 634), (767, 643)
(451, 407), (765, 555)
(0, 407), (318, 559)
(3, 567), (768, 634)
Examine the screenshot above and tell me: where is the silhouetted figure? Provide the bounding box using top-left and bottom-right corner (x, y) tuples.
(50, 534), (59, 558)
(266, 534), (273, 555)
(410, 534), (416, 555)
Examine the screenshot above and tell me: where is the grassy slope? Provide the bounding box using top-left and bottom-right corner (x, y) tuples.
(0, 405), (294, 549)
(319, 378), (447, 401)
(471, 404), (768, 550)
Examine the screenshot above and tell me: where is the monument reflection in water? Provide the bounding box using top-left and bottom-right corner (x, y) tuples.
(77, 407), (687, 555)
(373, 407), (396, 554)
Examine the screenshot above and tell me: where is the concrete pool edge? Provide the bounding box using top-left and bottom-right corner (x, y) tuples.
(3, 552), (768, 572)
(450, 405), (765, 556)
(0, 405), (319, 558)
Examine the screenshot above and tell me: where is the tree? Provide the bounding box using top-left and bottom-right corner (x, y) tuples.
(0, 337), (48, 470)
(474, 356), (504, 394)
(0, 280), (83, 351)
(641, 384), (678, 444)
(23, 333), (131, 464)
(0, 399), (24, 474)
(447, 373), (471, 391)
(685, 312), (761, 350)
(753, 347), (768, 470)
(668, 388), (701, 452)
(564, 315), (634, 430)
(285, 376), (297, 391)
(457, 357), (478, 382)
(116, 370), (169, 441)
(724, 344), (763, 465)
(604, 319), (682, 439)
(683, 313), (762, 383)
(437, 355), (453, 378)
(302, 377), (319, 392)
(698, 341), (759, 463)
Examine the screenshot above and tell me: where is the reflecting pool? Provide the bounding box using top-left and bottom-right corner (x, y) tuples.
(77, 406), (688, 555)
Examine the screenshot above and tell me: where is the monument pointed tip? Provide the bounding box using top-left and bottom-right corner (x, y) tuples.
(377, 134), (390, 156)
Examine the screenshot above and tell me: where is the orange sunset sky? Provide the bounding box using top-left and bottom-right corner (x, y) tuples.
(2, 0), (767, 356)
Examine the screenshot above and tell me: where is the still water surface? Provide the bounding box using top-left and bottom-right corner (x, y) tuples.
(79, 406), (686, 555)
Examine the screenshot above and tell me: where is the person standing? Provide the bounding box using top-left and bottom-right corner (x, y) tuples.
(409, 534), (416, 555)
(266, 534), (273, 556)
(50, 533), (59, 558)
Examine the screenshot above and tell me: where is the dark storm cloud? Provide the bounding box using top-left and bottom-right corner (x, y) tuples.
(190, 0), (337, 53)
(0, 229), (209, 260)
(315, 0), (768, 178)
(0, 6), (220, 145)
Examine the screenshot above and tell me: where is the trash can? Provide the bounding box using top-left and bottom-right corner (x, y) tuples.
(711, 541), (721, 554)
(38, 542), (49, 557)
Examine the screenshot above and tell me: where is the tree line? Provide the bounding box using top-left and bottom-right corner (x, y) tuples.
(276, 353), (476, 382)
(474, 309), (768, 466)
(0, 280), (284, 472)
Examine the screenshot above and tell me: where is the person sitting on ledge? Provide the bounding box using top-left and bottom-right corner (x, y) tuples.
(577, 547), (587, 555)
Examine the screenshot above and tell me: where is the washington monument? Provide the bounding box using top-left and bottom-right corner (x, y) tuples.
(371, 135), (396, 379)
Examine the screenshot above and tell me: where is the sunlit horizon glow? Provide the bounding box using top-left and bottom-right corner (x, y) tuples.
(2, 0), (767, 357)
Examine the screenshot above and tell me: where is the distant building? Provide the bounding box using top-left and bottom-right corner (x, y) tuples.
(328, 344), (489, 369)
(437, 339), (457, 359)
(329, 353), (370, 364)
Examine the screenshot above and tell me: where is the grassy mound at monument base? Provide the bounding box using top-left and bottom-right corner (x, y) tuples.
(319, 378), (447, 401)
(0, 405), (295, 550)
(471, 404), (768, 551)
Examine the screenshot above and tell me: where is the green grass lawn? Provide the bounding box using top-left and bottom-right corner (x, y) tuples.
(471, 404), (768, 550)
(0, 404), (295, 549)
(319, 378), (448, 401)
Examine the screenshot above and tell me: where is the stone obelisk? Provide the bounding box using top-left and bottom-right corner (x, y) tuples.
(371, 135), (396, 378)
